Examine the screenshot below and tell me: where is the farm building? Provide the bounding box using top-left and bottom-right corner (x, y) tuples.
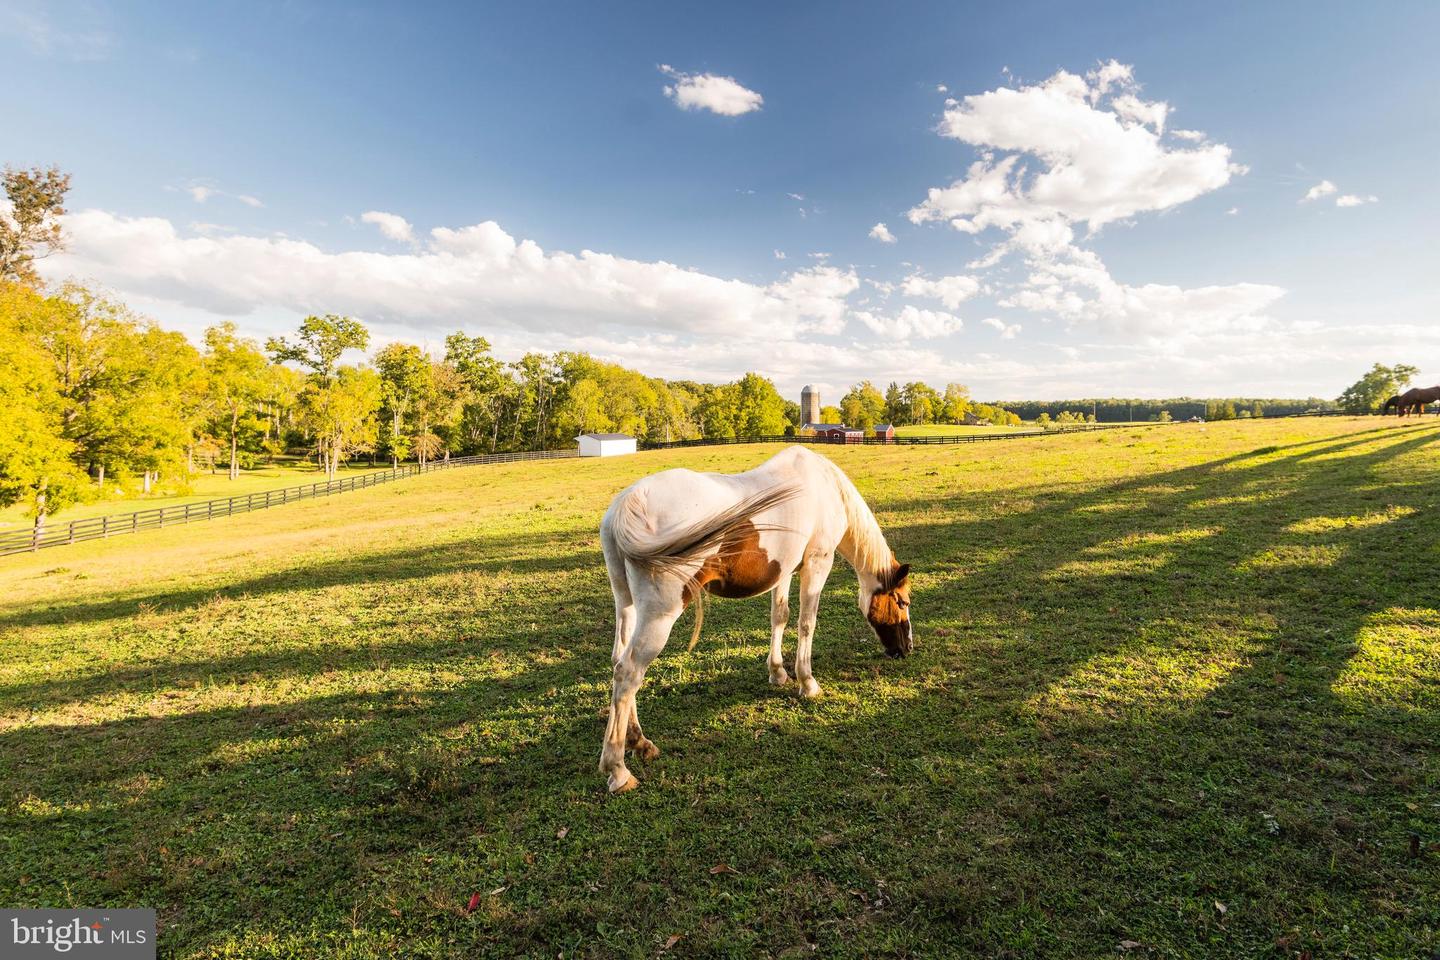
(577, 433), (637, 457)
(873, 423), (895, 441)
(800, 384), (821, 427)
(808, 423), (864, 443)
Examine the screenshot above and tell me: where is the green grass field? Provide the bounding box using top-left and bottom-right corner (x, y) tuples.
(0, 459), (386, 527)
(2, 417), (1437, 958)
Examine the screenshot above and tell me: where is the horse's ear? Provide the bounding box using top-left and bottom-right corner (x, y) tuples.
(886, 563), (910, 589)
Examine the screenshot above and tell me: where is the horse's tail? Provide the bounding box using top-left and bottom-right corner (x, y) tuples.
(607, 482), (802, 577)
(687, 591), (705, 651)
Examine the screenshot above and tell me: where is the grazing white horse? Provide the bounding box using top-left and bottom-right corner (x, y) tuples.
(598, 445), (913, 793)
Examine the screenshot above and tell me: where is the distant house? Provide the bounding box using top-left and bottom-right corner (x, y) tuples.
(873, 423), (896, 441)
(577, 433), (637, 457)
(807, 423), (864, 443)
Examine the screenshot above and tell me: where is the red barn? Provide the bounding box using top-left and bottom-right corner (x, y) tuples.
(808, 423), (864, 443)
(873, 423), (896, 441)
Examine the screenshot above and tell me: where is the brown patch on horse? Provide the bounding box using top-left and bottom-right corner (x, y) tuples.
(867, 563), (914, 658)
(683, 520), (782, 603)
(867, 589), (905, 626)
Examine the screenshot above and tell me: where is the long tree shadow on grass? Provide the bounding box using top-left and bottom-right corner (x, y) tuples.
(3, 422), (1438, 958)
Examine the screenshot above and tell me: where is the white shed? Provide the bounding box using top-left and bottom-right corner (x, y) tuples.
(577, 433), (637, 457)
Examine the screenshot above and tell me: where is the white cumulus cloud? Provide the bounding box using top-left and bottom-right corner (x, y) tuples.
(1000, 246), (1285, 336)
(1302, 180), (1337, 202)
(43, 210), (859, 342)
(868, 222), (896, 243)
(908, 61), (1240, 240)
(981, 317), (1022, 339)
(901, 273), (980, 309)
(856, 304), (963, 340)
(907, 62), (1276, 337)
(1335, 193), (1378, 207)
(659, 65), (763, 116)
(361, 210), (416, 244)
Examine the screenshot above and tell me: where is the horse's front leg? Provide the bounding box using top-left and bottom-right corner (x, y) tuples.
(599, 608), (677, 793)
(768, 572), (794, 686)
(794, 552), (835, 699)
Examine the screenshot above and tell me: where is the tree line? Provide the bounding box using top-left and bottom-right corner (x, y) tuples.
(817, 381), (1021, 430)
(999, 396), (1336, 423)
(0, 283), (812, 523)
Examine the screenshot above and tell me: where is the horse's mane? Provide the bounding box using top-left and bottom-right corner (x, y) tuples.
(814, 455), (894, 577)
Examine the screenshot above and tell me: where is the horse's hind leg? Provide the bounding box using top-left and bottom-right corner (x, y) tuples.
(603, 534), (636, 666)
(768, 572), (794, 686)
(600, 606), (678, 793)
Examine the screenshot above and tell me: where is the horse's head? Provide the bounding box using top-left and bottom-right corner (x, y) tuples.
(1383, 395), (1399, 411)
(862, 562), (913, 658)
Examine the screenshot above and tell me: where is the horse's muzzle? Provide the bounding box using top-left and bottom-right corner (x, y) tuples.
(883, 622), (914, 658)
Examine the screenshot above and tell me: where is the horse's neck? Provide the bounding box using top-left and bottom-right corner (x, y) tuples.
(827, 467), (891, 578)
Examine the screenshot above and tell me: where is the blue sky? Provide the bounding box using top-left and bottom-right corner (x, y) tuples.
(6, 0), (1438, 401)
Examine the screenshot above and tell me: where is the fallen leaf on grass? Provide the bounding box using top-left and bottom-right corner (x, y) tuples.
(661, 934), (682, 951)
(1118, 940), (1142, 951)
(708, 863), (738, 875)
(1214, 900), (1227, 915)
(555, 826), (569, 839)
(465, 893), (481, 914)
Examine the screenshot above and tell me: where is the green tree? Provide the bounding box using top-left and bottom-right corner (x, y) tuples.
(698, 383), (739, 439)
(733, 373), (788, 437)
(203, 322), (268, 480)
(1336, 363), (1419, 414)
(303, 366), (382, 478)
(883, 381), (906, 425)
(266, 314), (369, 386)
(903, 381), (942, 425)
(941, 383), (971, 423)
(32, 284), (199, 492)
(840, 381), (886, 431)
(446, 333), (506, 452)
(374, 343), (429, 466)
(0, 165), (70, 287)
(413, 360), (469, 464)
(819, 404), (843, 424)
(0, 282), (89, 528)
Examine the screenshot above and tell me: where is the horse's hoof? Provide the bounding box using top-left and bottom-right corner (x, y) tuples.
(608, 770), (639, 794)
(635, 738), (660, 762)
(799, 678), (823, 699)
(769, 667), (791, 686)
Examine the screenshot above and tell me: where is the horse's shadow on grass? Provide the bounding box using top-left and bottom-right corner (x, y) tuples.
(4, 422), (1439, 957)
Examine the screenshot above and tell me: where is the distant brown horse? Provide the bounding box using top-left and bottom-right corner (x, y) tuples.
(1385, 386), (1440, 416)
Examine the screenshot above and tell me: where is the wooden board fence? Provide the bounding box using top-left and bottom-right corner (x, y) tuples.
(0, 449), (577, 557)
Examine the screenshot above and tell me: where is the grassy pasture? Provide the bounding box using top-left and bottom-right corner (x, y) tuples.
(1, 418), (1437, 958)
(0, 459), (385, 527)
